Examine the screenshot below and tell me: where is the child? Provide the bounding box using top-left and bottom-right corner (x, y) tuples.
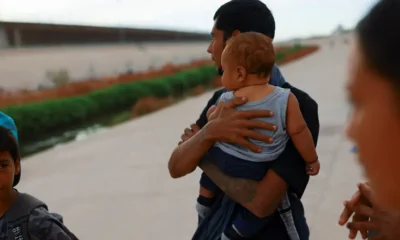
(0, 112), (78, 239)
(196, 32), (320, 239)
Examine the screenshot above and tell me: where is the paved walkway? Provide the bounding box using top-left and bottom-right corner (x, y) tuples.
(18, 37), (364, 239)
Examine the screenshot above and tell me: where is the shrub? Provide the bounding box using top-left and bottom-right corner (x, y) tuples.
(276, 44), (303, 62)
(140, 79), (173, 98)
(1, 44), (312, 143)
(46, 69), (71, 87)
(1, 65), (217, 142)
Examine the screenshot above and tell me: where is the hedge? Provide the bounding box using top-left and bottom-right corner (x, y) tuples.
(2, 44), (309, 143)
(1, 65), (217, 142)
(276, 44), (302, 61)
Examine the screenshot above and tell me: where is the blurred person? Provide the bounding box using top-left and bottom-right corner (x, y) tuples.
(0, 112), (77, 240)
(338, 0), (400, 239)
(168, 0), (319, 239)
(196, 32), (319, 239)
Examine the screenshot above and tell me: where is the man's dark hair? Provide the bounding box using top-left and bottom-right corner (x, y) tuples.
(214, 0), (275, 41)
(356, 0), (400, 94)
(0, 126), (20, 186)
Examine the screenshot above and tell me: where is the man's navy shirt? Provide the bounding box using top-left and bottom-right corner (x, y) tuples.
(194, 65), (319, 239)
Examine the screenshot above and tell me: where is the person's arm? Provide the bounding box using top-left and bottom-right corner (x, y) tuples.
(286, 92), (318, 163)
(28, 207), (78, 240)
(198, 157), (287, 218)
(169, 90), (225, 177)
(199, 88), (319, 217)
(168, 96), (275, 178)
(169, 124), (215, 178)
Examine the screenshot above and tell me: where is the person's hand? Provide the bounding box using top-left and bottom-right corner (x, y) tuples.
(206, 105), (218, 121)
(339, 183), (371, 239)
(339, 182), (400, 240)
(306, 159), (320, 176)
(204, 96), (276, 153)
(178, 123), (200, 145)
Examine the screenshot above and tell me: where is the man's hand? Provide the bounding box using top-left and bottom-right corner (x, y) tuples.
(339, 183), (400, 240)
(178, 123), (200, 145)
(169, 96), (275, 178)
(206, 105), (218, 122)
(204, 96), (276, 153)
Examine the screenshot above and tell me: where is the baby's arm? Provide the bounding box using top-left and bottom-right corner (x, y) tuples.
(286, 92), (319, 174)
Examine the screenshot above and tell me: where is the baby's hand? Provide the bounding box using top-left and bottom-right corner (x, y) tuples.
(306, 159), (320, 176)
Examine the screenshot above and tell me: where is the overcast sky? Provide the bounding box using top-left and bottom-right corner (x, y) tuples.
(0, 0), (378, 41)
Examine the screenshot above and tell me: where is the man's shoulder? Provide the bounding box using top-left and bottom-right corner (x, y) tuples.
(211, 88), (227, 102)
(282, 83), (317, 110)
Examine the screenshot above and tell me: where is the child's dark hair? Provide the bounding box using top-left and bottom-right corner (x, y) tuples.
(356, 0), (400, 95)
(0, 126), (19, 162)
(0, 126), (20, 186)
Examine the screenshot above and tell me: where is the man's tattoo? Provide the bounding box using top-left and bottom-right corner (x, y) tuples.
(198, 154), (258, 204)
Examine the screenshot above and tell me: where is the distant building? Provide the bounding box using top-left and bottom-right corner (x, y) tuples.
(0, 25), (8, 48)
(0, 21), (211, 48)
(330, 24), (352, 46)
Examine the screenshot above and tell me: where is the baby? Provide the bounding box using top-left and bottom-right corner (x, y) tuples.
(196, 32), (320, 239)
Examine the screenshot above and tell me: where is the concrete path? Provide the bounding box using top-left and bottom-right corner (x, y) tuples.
(18, 37), (364, 239)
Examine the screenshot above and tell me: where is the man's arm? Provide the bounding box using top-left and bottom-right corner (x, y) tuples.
(169, 90), (225, 178)
(199, 86), (319, 217)
(168, 95), (275, 178)
(169, 124), (214, 178)
(199, 157), (287, 218)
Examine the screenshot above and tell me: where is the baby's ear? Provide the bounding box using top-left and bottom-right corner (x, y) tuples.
(236, 66), (247, 82)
